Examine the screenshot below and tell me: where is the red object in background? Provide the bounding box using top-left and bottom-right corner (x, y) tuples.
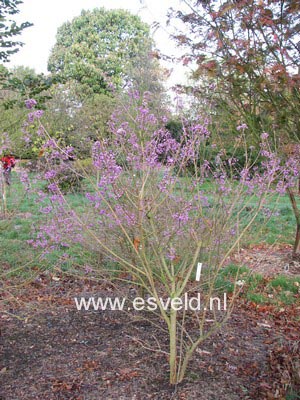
(1, 156), (16, 170)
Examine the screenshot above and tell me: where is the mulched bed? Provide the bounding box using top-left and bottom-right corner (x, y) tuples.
(1, 270), (299, 400)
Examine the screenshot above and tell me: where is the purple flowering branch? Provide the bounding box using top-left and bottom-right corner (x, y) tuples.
(22, 93), (300, 384)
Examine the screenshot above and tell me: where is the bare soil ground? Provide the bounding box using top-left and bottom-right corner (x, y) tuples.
(1, 246), (299, 400)
(230, 243), (300, 277)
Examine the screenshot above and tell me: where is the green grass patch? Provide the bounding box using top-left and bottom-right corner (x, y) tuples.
(269, 275), (300, 294)
(246, 293), (269, 304)
(214, 265), (300, 305)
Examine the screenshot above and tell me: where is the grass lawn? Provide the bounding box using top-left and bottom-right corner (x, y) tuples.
(0, 171), (299, 283)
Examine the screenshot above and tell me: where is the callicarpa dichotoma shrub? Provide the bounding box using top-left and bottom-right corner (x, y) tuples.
(23, 93), (299, 384)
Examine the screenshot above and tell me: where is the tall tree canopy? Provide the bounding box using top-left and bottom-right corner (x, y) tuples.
(48, 8), (162, 95)
(0, 0), (32, 62)
(173, 0), (300, 144)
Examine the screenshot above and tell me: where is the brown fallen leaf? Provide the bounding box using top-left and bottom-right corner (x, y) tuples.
(118, 368), (140, 381)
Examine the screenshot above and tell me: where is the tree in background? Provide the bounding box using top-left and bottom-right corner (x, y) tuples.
(0, 65), (59, 158)
(46, 8), (167, 156)
(0, 0), (32, 63)
(172, 0), (300, 145)
(48, 8), (165, 97)
(41, 86), (116, 158)
(0, 65), (54, 108)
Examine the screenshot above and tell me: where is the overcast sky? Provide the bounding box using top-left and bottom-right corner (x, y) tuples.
(8, 0), (190, 86)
